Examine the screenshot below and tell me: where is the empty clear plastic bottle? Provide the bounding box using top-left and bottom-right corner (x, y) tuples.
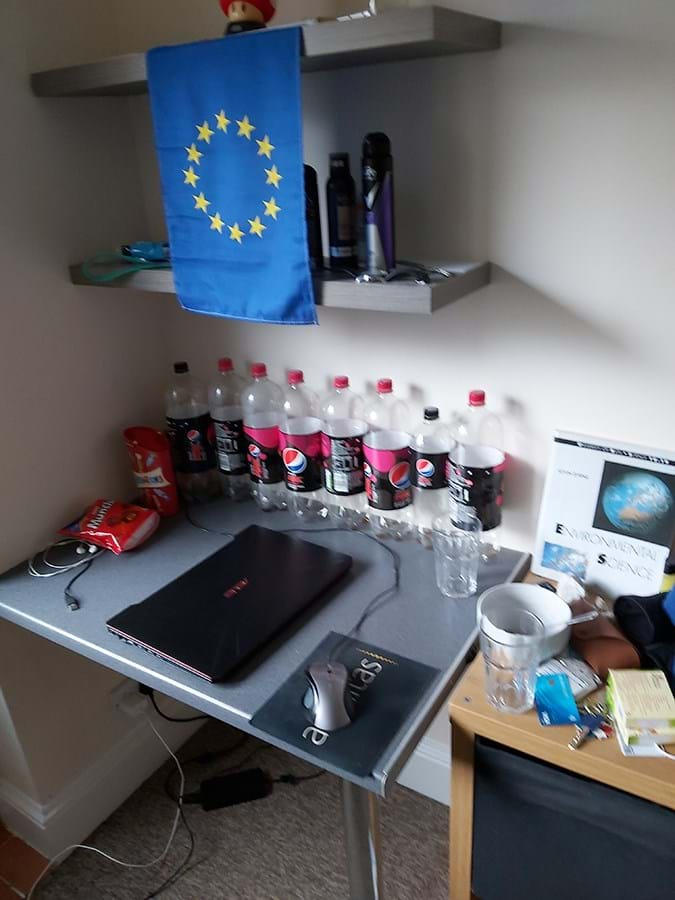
(208, 357), (248, 502)
(241, 363), (286, 512)
(321, 375), (368, 528)
(281, 370), (326, 520)
(165, 362), (221, 504)
(450, 390), (505, 555)
(410, 407), (454, 546)
(363, 379), (413, 538)
(363, 378), (409, 432)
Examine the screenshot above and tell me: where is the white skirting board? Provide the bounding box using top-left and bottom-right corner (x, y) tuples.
(397, 736), (451, 807)
(0, 714), (202, 860)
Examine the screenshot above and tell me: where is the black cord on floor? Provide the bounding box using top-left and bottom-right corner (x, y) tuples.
(164, 734), (252, 805)
(143, 805), (197, 900)
(149, 690), (210, 724)
(276, 770), (326, 786)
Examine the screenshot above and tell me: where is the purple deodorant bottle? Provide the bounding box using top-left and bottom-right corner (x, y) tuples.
(362, 133), (395, 276)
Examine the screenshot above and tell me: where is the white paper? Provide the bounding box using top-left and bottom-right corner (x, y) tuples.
(532, 431), (675, 599)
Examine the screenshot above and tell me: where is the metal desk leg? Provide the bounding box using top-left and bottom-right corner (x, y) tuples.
(341, 779), (384, 900)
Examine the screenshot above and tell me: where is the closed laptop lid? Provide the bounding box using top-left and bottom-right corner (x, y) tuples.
(106, 526), (352, 681)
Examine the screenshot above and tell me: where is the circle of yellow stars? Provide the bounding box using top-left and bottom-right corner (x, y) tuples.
(181, 110), (282, 246)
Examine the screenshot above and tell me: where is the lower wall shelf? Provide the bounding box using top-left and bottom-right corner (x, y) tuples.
(69, 261), (491, 316)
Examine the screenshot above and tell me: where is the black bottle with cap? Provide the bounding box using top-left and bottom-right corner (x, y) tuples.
(304, 165), (323, 270)
(326, 153), (357, 270)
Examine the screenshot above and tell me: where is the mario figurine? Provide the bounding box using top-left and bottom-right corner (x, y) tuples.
(220, 1), (277, 35)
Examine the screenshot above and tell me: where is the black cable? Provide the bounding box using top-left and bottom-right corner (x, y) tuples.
(143, 805), (198, 900)
(63, 559), (95, 612)
(280, 527), (401, 661)
(164, 735), (253, 805)
(275, 770), (326, 786)
(149, 690), (210, 724)
(182, 513), (403, 648)
(184, 506), (236, 540)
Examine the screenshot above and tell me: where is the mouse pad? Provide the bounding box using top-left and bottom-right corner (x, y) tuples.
(250, 632), (440, 777)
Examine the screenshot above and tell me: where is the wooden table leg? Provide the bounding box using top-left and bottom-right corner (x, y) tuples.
(449, 721), (476, 900)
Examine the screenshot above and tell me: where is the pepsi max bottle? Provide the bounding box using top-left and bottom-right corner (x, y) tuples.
(321, 375), (368, 529)
(165, 362), (220, 504)
(410, 407), (454, 546)
(362, 379), (414, 539)
(280, 370), (326, 520)
(241, 363), (286, 512)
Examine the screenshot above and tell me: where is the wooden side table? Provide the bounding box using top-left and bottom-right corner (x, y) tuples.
(448, 654), (675, 900)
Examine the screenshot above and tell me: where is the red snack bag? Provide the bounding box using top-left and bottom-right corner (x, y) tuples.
(60, 500), (160, 555)
(123, 427), (180, 517)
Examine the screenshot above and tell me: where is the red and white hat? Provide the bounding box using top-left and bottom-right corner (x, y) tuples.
(221, 0), (276, 23)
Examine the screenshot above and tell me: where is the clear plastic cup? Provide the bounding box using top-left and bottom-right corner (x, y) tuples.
(431, 511), (482, 599)
(480, 608), (544, 714)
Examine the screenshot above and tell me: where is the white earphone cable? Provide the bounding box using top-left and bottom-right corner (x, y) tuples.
(26, 716), (185, 898)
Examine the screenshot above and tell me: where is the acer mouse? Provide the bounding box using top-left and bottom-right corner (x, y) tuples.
(303, 661), (355, 732)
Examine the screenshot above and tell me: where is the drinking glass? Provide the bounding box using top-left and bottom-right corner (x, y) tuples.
(480, 609), (544, 714)
(431, 512), (482, 599)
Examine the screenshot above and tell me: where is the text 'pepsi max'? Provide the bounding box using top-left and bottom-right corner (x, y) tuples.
(165, 362), (220, 504)
(410, 407), (454, 542)
(281, 371), (326, 520)
(320, 375), (368, 528)
(362, 379), (414, 539)
(208, 357), (249, 502)
(241, 363), (286, 512)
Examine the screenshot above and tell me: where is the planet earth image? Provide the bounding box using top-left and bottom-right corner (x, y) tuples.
(601, 471), (673, 538)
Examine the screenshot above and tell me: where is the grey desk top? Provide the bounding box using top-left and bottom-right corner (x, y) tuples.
(0, 501), (528, 797)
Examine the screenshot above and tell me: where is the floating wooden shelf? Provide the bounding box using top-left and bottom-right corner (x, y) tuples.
(32, 6), (501, 97)
(69, 261), (491, 316)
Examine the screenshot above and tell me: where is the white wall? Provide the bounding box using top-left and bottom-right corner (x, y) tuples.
(0, 0), (194, 854)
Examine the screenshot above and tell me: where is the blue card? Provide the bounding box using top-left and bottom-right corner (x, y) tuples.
(535, 673), (581, 726)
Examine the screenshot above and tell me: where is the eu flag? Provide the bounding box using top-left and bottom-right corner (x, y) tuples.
(147, 28), (316, 325)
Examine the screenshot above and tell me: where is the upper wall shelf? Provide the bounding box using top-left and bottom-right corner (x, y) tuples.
(31, 6), (501, 97)
(69, 261), (491, 316)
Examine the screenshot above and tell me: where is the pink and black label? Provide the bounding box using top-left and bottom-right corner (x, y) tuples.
(410, 451), (449, 490)
(213, 418), (247, 476)
(363, 445), (412, 511)
(280, 430), (323, 493)
(448, 448), (506, 532)
(166, 413), (216, 474)
(244, 424), (283, 485)
(321, 433), (365, 496)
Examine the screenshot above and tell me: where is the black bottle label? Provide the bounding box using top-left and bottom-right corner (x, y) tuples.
(212, 418), (247, 475)
(410, 451), (449, 490)
(166, 414), (216, 474)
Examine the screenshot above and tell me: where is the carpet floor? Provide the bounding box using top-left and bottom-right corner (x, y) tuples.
(39, 721), (448, 900)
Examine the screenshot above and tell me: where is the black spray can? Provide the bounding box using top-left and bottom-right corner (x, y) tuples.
(304, 165), (323, 270)
(362, 133), (395, 274)
(326, 153), (357, 270)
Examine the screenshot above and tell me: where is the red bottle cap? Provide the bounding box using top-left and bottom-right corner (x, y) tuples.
(469, 390), (486, 407)
(377, 378), (393, 394)
(334, 375), (349, 389)
(251, 362), (267, 378)
(287, 369), (304, 385)
(218, 357), (234, 373)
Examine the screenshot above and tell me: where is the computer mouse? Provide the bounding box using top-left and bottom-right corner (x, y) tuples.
(303, 661), (355, 732)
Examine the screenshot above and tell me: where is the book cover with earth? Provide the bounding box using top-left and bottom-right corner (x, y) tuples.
(532, 431), (675, 598)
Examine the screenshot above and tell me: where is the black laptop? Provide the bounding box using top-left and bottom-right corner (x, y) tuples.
(106, 526), (352, 682)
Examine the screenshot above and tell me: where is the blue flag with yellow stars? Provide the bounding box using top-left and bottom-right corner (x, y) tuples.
(147, 28), (316, 325)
